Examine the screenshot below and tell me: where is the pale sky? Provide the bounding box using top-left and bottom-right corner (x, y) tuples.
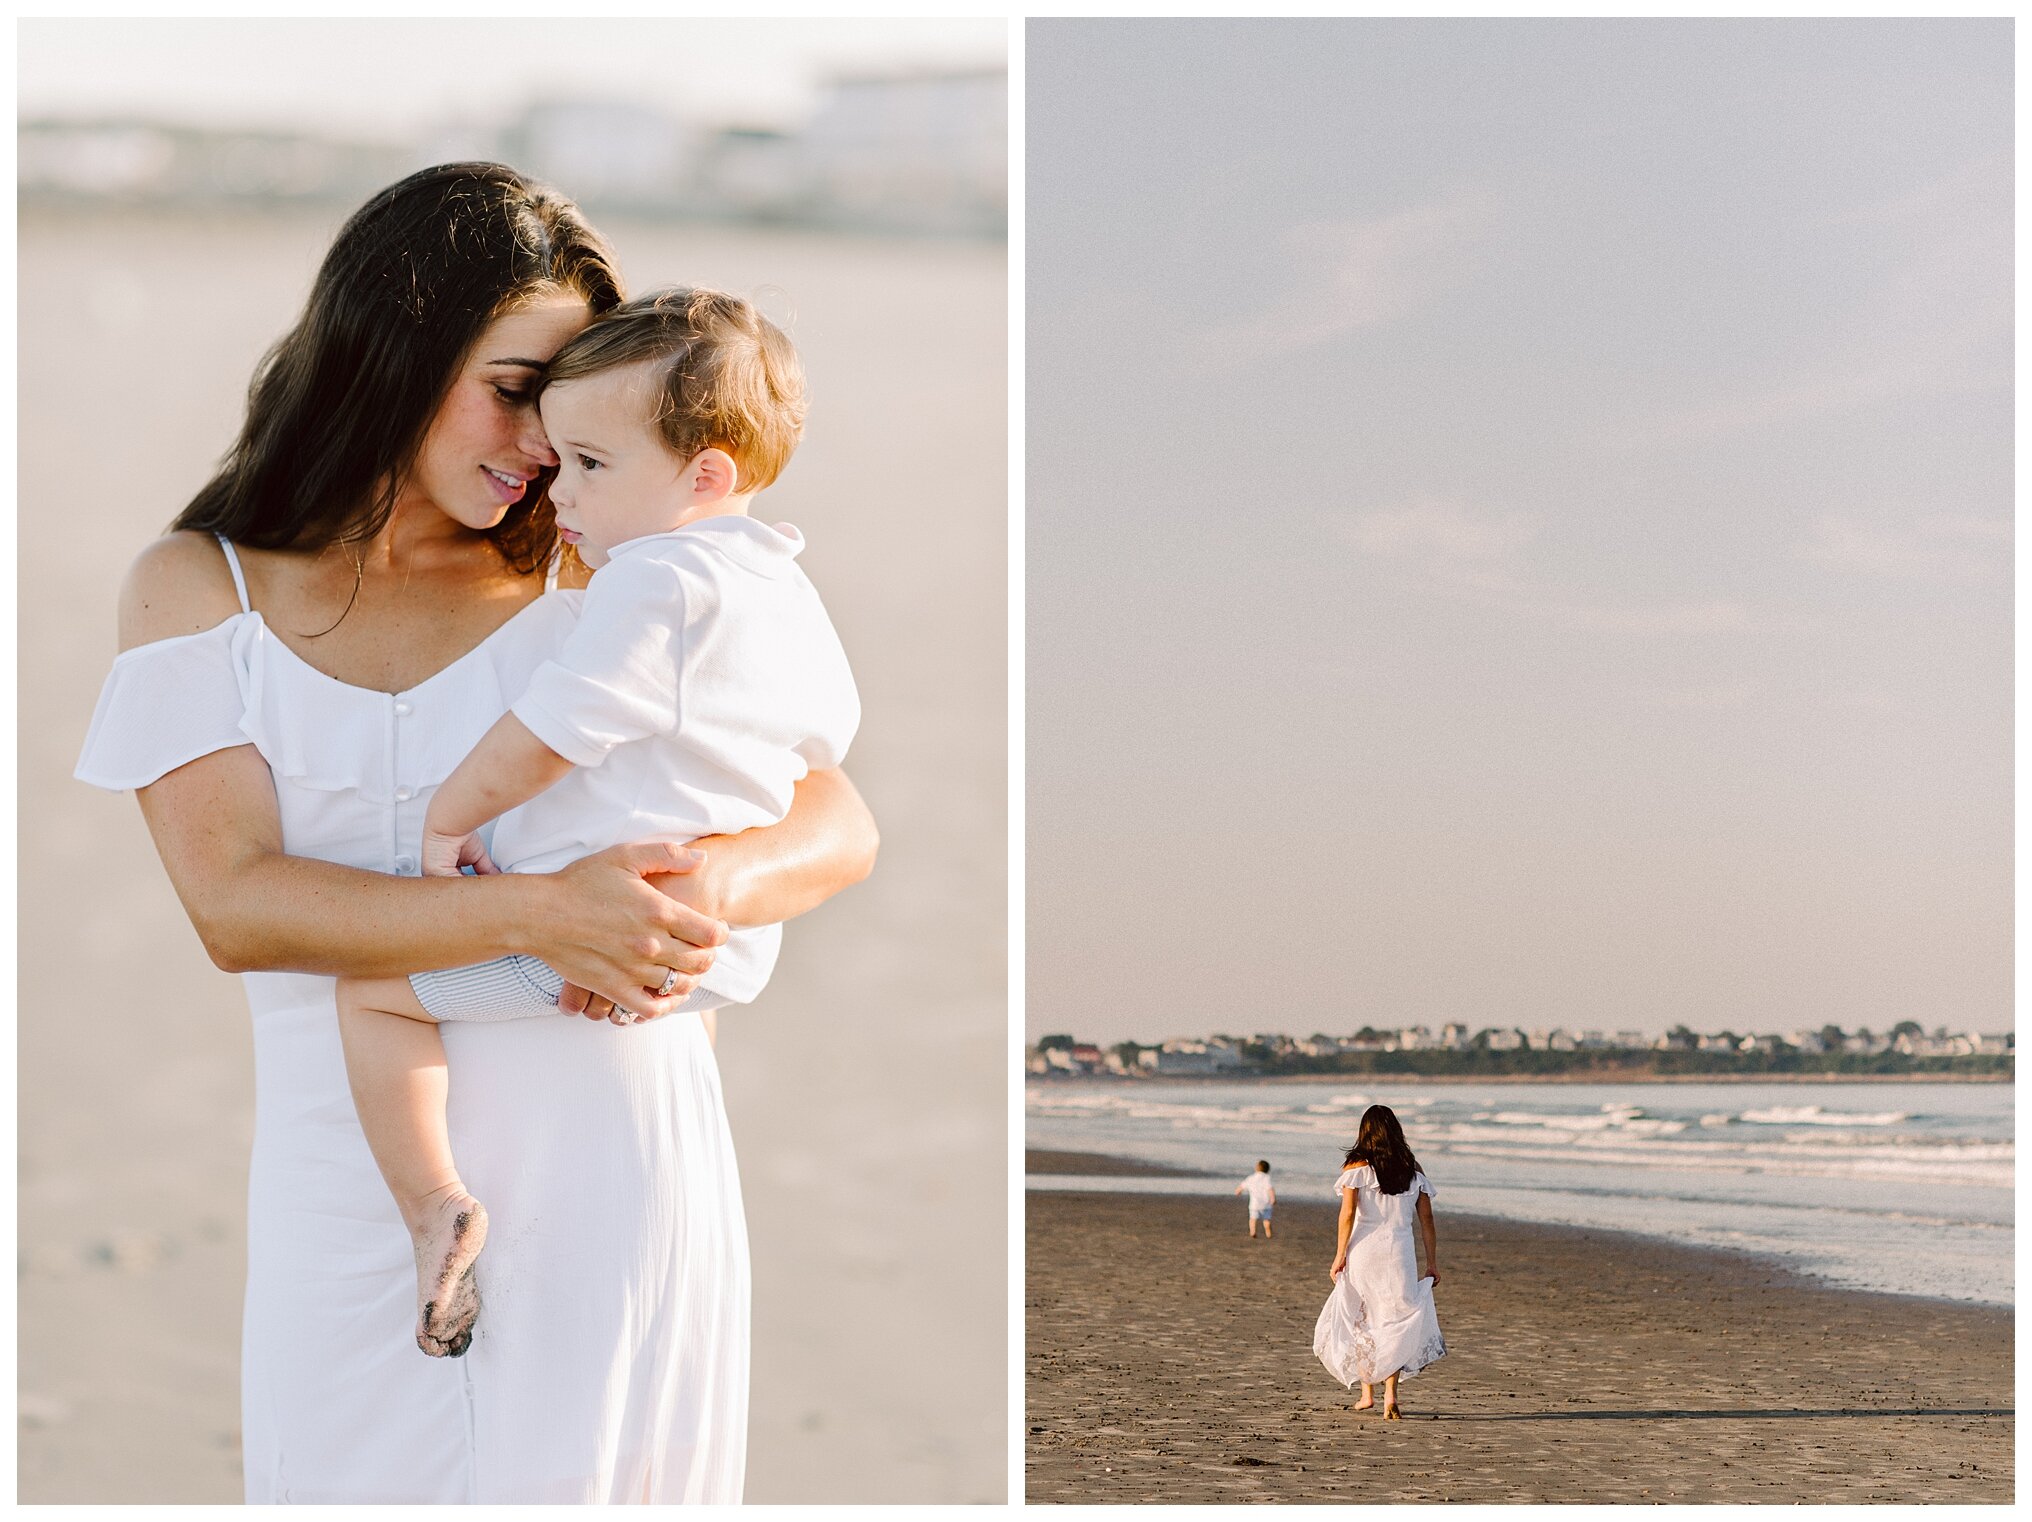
(1028, 19), (2012, 1044)
(19, 18), (1006, 136)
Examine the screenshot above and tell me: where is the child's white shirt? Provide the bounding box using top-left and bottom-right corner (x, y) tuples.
(491, 515), (860, 1002)
(1241, 1173), (1275, 1207)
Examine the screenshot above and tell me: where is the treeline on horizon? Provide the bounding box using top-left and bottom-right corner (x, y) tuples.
(1280, 1048), (2007, 1078)
(1142, 1048), (2011, 1080)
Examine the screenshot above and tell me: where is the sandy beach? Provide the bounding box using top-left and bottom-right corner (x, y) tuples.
(1026, 1158), (2013, 1503)
(18, 205), (1005, 1503)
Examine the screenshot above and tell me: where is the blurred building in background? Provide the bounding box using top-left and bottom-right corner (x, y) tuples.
(19, 66), (1007, 237)
(498, 101), (702, 215)
(17, 118), (410, 208)
(796, 68), (1006, 234)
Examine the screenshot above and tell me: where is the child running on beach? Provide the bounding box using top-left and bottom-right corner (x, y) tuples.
(1313, 1105), (1445, 1418)
(1235, 1159), (1276, 1238)
(335, 287), (859, 1357)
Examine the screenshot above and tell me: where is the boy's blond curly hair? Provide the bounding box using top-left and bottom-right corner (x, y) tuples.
(544, 286), (805, 491)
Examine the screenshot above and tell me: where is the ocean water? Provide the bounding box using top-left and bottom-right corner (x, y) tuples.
(1027, 1079), (2014, 1305)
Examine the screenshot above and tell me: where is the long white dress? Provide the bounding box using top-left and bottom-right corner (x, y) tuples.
(1313, 1165), (1446, 1388)
(75, 543), (749, 1503)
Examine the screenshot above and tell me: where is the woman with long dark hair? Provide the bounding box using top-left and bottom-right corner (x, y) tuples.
(1312, 1104), (1446, 1418)
(75, 163), (877, 1502)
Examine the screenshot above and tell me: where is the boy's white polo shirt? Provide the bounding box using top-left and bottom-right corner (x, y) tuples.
(493, 514), (860, 1003)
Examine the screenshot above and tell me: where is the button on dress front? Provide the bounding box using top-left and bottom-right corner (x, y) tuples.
(1313, 1165), (1446, 1388)
(75, 547), (749, 1503)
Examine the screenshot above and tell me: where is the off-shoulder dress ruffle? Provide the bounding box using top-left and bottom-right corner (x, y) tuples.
(75, 614), (260, 789)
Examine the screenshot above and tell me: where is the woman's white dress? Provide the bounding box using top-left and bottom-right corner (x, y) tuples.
(1313, 1165), (1446, 1388)
(75, 546), (749, 1503)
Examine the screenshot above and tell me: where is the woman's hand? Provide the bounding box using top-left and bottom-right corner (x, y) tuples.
(525, 842), (729, 1022)
(1329, 1256), (1346, 1283)
(1425, 1267), (1441, 1288)
(533, 766), (876, 1022)
(557, 861), (723, 1024)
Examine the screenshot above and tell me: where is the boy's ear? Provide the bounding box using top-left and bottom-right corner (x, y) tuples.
(688, 447), (740, 502)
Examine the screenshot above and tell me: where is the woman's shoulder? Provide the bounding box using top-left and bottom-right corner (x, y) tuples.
(118, 532), (245, 651)
(1336, 1162), (1370, 1187)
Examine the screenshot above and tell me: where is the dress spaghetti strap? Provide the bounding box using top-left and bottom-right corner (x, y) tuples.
(544, 547), (563, 593)
(215, 534), (252, 613)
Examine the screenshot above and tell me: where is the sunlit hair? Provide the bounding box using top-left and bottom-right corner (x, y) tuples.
(1342, 1105), (1423, 1195)
(542, 286), (806, 491)
(173, 162), (623, 573)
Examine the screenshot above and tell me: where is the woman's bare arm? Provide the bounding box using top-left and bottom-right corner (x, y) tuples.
(1330, 1187), (1356, 1279)
(119, 536), (722, 1019)
(653, 765), (879, 928)
(134, 747), (719, 1018)
(1416, 1192), (1440, 1285)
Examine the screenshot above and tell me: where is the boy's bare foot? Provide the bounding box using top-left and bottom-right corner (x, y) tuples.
(408, 1187), (488, 1357)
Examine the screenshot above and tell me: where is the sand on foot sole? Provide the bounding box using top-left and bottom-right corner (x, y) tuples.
(414, 1194), (489, 1358)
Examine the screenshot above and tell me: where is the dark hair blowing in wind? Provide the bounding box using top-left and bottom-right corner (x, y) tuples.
(1343, 1104), (1423, 1195)
(173, 162), (623, 572)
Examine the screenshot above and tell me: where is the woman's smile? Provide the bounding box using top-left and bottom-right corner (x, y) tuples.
(404, 293), (588, 532)
(481, 465), (530, 504)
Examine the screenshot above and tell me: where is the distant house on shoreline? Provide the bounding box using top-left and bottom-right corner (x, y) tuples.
(1138, 1039), (1245, 1076)
(1026, 1020), (2010, 1079)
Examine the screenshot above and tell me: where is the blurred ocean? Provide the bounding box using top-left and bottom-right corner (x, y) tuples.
(1028, 1079), (2013, 1305)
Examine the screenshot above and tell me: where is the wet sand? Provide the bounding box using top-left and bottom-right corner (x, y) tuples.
(1026, 1185), (2013, 1503)
(19, 206), (1005, 1503)
(1027, 1149), (1215, 1177)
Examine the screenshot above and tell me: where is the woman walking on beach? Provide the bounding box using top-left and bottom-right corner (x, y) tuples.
(1314, 1105), (1446, 1418)
(74, 163), (876, 1502)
